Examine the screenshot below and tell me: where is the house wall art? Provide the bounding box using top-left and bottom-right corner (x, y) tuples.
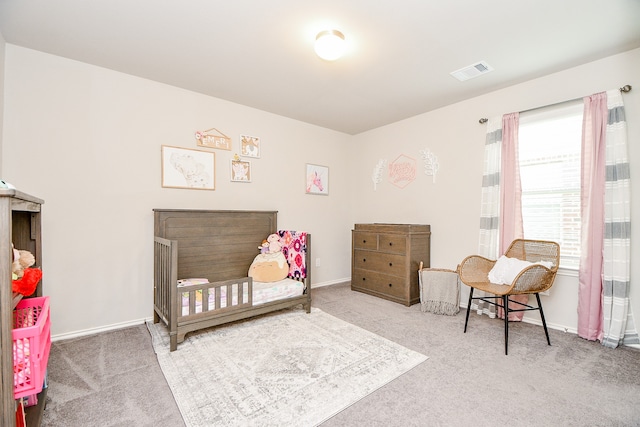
(195, 128), (232, 150)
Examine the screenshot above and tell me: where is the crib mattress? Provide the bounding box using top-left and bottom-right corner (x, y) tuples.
(178, 278), (304, 316)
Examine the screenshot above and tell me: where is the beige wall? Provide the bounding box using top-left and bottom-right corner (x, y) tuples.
(349, 48), (640, 334)
(2, 45), (353, 337)
(2, 42), (639, 339)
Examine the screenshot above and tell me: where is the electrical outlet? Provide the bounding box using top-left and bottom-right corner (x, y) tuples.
(315, 258), (321, 267)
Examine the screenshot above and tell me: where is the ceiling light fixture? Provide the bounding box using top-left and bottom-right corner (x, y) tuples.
(314, 29), (346, 61)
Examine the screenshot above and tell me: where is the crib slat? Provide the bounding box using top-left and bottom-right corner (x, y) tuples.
(202, 288), (209, 312)
(189, 290), (196, 314)
(226, 283), (232, 307)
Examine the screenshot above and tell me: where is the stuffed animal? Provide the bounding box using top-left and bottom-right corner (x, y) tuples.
(266, 233), (282, 254)
(12, 268), (42, 296)
(248, 252), (288, 282)
(258, 239), (269, 254)
(12, 244), (35, 280)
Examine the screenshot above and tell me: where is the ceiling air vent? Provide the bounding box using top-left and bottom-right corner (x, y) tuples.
(450, 61), (494, 81)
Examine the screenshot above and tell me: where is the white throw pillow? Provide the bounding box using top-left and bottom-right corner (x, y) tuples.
(488, 256), (554, 285)
(487, 255), (510, 284)
(488, 256), (527, 284)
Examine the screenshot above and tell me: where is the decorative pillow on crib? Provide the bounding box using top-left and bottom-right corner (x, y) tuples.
(248, 252), (289, 282)
(278, 230), (307, 279)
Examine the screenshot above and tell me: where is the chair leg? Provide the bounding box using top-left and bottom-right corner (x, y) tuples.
(503, 295), (509, 355)
(464, 287), (474, 333)
(536, 293), (551, 346)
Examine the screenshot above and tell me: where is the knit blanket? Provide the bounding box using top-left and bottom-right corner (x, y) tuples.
(418, 268), (460, 315)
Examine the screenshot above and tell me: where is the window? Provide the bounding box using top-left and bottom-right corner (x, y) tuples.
(518, 101), (583, 269)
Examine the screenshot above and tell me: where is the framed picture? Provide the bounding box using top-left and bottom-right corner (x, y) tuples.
(161, 145), (215, 190)
(305, 164), (329, 195)
(231, 159), (251, 182)
(240, 134), (261, 158)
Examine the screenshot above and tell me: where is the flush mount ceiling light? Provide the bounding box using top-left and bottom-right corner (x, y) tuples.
(314, 29), (346, 61)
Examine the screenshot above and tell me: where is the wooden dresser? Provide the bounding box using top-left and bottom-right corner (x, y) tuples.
(351, 223), (430, 306)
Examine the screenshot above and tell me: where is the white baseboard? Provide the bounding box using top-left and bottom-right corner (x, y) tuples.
(459, 302), (578, 335)
(519, 316), (578, 335)
(51, 317), (153, 342)
(311, 278), (350, 289)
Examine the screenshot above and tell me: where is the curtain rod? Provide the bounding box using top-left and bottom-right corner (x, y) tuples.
(478, 84), (632, 124)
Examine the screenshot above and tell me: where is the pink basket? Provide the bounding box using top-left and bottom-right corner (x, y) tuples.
(12, 296), (51, 399)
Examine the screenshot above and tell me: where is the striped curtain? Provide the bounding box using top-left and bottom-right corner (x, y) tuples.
(579, 90), (637, 348)
(475, 114), (525, 320)
(474, 117), (502, 318)
(601, 90), (638, 348)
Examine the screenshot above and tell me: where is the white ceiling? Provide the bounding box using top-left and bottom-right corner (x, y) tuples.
(1, 0), (639, 135)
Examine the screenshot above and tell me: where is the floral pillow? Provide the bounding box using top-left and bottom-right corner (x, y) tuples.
(278, 230), (307, 280)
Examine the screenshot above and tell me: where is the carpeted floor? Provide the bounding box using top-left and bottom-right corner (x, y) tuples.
(42, 282), (640, 426)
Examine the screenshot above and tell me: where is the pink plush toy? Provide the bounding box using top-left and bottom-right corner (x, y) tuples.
(266, 233), (282, 253)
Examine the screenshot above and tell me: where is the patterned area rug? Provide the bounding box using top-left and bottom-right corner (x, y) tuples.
(148, 308), (428, 426)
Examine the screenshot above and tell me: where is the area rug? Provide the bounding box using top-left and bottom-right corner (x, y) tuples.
(147, 308), (428, 426)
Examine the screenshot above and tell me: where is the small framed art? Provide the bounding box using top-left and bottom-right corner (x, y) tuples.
(240, 135), (261, 158)
(305, 163), (329, 195)
(231, 159), (251, 182)
(161, 145), (215, 190)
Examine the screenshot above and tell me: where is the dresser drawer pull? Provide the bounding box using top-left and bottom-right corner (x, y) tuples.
(389, 262), (393, 267)
(362, 239), (366, 243)
(388, 283), (393, 287)
(362, 258), (366, 262)
(389, 242), (393, 246)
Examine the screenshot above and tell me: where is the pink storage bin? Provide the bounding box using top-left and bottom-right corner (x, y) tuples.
(12, 296), (51, 399)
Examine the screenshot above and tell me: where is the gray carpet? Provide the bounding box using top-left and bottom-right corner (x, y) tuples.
(148, 308), (426, 426)
(42, 282), (640, 426)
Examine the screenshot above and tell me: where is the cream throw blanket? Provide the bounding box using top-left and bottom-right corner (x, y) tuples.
(418, 267), (460, 315)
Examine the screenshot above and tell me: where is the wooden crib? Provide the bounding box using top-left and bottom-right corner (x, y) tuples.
(153, 209), (311, 351)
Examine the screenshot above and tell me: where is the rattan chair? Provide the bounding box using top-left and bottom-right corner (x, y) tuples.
(459, 239), (560, 355)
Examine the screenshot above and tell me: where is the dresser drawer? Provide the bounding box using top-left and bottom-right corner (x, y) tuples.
(353, 232), (378, 250)
(378, 234), (406, 254)
(352, 268), (406, 299)
(353, 249), (407, 277)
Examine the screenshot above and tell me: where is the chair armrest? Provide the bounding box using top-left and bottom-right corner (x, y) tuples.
(511, 264), (557, 294)
(459, 255), (495, 284)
